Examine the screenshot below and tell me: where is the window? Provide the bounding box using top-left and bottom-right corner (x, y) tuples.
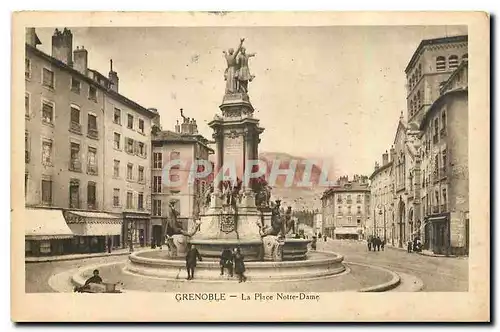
(113, 160), (120, 178)
(42, 68), (54, 88)
(138, 119), (145, 133)
(126, 138), (134, 154)
(114, 108), (121, 124)
(346, 195), (352, 203)
(137, 142), (145, 157)
(25, 93), (30, 117)
(71, 77), (81, 94)
(113, 188), (120, 207)
(433, 118), (439, 143)
(418, 63), (422, 77)
(42, 100), (54, 125)
(113, 133), (121, 150)
(442, 149), (447, 173)
(70, 105), (81, 133)
(127, 163), (133, 181)
(347, 206), (352, 214)
(88, 85), (97, 102)
(417, 91), (421, 110)
(69, 142), (81, 171)
(449, 55), (459, 70)
(69, 179), (80, 209)
(153, 176), (162, 193)
(434, 154), (439, 178)
(127, 114), (134, 129)
(409, 100), (414, 117)
(42, 139), (53, 166)
(436, 56), (446, 71)
(87, 147), (97, 175)
(138, 193), (144, 210)
(357, 218), (361, 225)
(153, 199), (162, 216)
(25, 132), (30, 163)
(41, 178), (52, 205)
(357, 206), (361, 215)
(153, 152), (163, 169)
(83, 182), (95, 211)
(356, 194), (361, 203)
(442, 188), (447, 207)
(25, 58), (31, 79)
(88, 114), (98, 139)
(138, 166), (145, 183)
(441, 111), (447, 132)
(347, 216), (352, 224)
(126, 192), (133, 209)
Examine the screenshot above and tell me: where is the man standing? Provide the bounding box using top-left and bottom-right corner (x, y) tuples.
(220, 247), (234, 277)
(185, 244), (203, 280)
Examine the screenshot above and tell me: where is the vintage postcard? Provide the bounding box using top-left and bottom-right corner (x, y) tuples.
(11, 11), (490, 322)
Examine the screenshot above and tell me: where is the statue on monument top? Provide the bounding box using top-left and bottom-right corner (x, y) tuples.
(223, 38), (256, 94)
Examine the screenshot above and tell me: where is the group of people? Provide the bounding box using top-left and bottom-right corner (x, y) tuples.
(185, 245), (247, 283)
(367, 236), (385, 251)
(408, 237), (423, 253)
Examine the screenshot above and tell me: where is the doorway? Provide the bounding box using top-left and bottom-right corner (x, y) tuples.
(152, 225), (163, 247)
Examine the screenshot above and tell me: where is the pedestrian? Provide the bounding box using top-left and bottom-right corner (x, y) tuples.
(375, 236), (381, 251)
(311, 236), (317, 250)
(367, 238), (372, 251)
(234, 247), (247, 283)
(151, 237), (156, 249)
(381, 238), (385, 251)
(185, 244), (203, 280)
(220, 247), (234, 277)
(407, 240), (412, 253)
(324, 235), (327, 242)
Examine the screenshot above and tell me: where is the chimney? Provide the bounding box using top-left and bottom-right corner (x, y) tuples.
(73, 46), (88, 74)
(108, 59), (119, 93)
(382, 150), (389, 166)
(175, 120), (180, 133)
(52, 28), (73, 65)
(25, 28), (41, 47)
(192, 119), (198, 134)
(390, 145), (396, 163)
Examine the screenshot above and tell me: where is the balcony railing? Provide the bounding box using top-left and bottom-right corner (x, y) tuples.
(439, 167), (447, 180)
(88, 128), (98, 139)
(69, 160), (82, 172)
(87, 165), (98, 175)
(70, 121), (82, 134)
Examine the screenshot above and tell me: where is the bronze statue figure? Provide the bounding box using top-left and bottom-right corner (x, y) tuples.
(223, 38), (244, 94)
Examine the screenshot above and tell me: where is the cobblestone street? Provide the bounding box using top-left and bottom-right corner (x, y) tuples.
(317, 240), (468, 292)
(25, 240), (467, 293)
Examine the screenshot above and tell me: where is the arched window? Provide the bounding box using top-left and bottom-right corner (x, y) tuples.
(417, 91), (421, 110)
(449, 55), (459, 70)
(436, 56), (446, 71)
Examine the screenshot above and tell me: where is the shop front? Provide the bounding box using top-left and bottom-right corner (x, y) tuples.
(123, 212), (151, 248)
(426, 214), (450, 255)
(64, 210), (122, 254)
(334, 227), (360, 240)
(25, 208), (74, 257)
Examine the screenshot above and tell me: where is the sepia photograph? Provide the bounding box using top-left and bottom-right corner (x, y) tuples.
(11, 11), (490, 322)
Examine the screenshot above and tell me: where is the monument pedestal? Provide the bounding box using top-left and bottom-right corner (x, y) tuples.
(190, 92), (266, 261)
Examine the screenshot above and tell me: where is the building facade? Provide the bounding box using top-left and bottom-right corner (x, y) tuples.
(419, 60), (469, 255)
(368, 34), (469, 255)
(25, 28), (157, 256)
(368, 151), (395, 243)
(321, 175), (370, 240)
(150, 115), (214, 245)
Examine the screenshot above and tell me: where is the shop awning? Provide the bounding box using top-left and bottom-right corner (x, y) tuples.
(65, 211), (122, 236)
(334, 227), (360, 235)
(25, 208), (74, 240)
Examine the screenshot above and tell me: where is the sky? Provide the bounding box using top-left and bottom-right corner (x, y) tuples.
(36, 25), (467, 179)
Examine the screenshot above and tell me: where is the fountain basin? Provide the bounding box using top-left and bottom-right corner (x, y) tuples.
(282, 238), (312, 260)
(125, 249), (345, 281)
(189, 239), (264, 261)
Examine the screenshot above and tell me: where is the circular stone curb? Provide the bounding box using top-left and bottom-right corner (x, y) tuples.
(344, 261), (401, 292)
(125, 249), (346, 282)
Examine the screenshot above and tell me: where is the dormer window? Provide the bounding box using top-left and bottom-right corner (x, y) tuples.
(89, 85), (97, 102)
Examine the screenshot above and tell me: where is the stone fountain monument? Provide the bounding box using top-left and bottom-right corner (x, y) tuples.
(125, 39), (345, 281)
